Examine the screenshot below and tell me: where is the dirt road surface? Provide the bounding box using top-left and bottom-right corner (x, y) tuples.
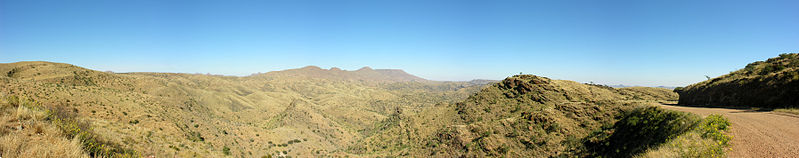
(659, 104), (799, 157)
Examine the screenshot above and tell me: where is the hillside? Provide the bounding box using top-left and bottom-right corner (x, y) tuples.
(1, 61), (701, 157)
(675, 53), (799, 108)
(0, 61), (488, 157)
(346, 75), (680, 157)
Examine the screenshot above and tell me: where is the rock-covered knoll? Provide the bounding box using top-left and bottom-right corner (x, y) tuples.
(351, 74), (678, 157)
(676, 53), (799, 108)
(1, 61), (132, 87)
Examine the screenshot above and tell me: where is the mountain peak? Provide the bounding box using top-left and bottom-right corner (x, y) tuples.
(356, 66), (373, 71)
(299, 66), (323, 70)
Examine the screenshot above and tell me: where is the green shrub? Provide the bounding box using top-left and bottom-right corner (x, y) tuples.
(187, 131), (204, 142)
(699, 114), (732, 146)
(673, 87), (684, 93)
(222, 146), (231, 155)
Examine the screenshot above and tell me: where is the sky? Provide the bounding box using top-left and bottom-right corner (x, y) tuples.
(1, 0), (798, 87)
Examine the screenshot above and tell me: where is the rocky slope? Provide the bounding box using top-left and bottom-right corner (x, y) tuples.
(676, 53), (799, 108)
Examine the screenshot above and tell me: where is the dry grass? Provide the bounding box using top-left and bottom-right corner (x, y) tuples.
(0, 133), (87, 158)
(636, 132), (720, 158)
(774, 108), (799, 116)
(0, 96), (88, 158)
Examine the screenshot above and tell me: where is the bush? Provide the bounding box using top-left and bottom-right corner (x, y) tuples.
(222, 146), (231, 155)
(673, 87), (684, 93)
(698, 114), (731, 146)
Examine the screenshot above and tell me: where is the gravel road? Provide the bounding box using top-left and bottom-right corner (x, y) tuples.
(659, 104), (799, 157)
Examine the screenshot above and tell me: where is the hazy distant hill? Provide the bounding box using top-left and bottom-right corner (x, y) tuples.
(606, 84), (677, 90)
(252, 66), (427, 82)
(676, 53), (799, 108)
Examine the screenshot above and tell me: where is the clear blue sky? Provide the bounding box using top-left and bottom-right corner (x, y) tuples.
(1, 0), (798, 86)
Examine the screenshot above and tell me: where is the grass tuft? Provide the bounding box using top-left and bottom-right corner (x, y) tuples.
(0, 95), (138, 158)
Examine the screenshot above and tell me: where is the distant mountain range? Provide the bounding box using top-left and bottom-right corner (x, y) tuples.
(252, 66), (427, 82)
(606, 84), (678, 89)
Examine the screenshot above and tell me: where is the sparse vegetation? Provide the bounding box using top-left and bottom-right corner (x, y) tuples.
(0, 61), (736, 157)
(349, 74), (681, 157)
(0, 95), (137, 158)
(0, 61), (489, 157)
(774, 108), (799, 115)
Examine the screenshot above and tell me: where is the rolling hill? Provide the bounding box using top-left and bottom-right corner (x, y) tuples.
(0, 61), (696, 157)
(0, 61), (488, 157)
